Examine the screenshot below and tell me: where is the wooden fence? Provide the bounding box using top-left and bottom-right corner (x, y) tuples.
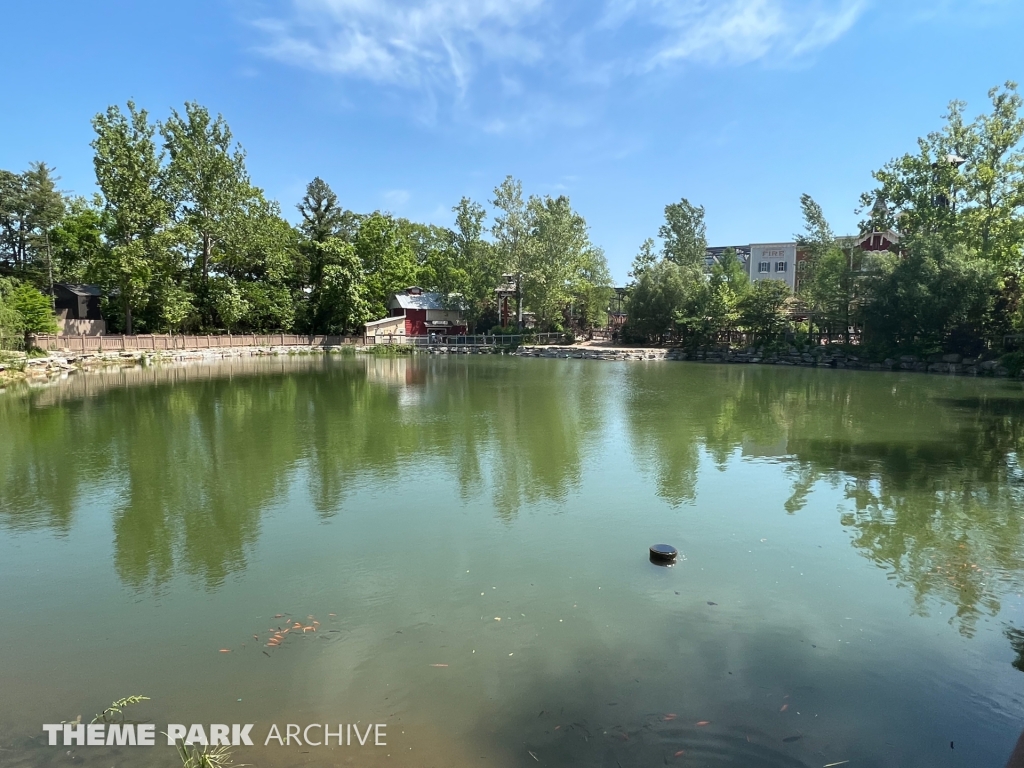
(29, 333), (359, 353)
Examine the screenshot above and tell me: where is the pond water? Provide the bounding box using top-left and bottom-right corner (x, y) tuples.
(0, 355), (1022, 768)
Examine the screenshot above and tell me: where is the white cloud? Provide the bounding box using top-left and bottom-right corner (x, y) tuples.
(383, 189), (411, 207)
(254, 0), (546, 93)
(619, 0), (867, 69)
(252, 0), (868, 111)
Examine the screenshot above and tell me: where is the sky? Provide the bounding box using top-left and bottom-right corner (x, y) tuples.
(1, 0), (1021, 282)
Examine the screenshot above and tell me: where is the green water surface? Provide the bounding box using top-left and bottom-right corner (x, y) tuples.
(0, 355), (1022, 768)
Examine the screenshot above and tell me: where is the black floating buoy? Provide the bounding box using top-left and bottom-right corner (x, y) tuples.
(649, 544), (678, 565)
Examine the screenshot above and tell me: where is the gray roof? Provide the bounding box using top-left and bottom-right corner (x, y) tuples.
(56, 283), (102, 297)
(392, 292), (445, 310)
(391, 291), (461, 311)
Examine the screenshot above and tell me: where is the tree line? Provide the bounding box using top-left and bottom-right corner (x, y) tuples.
(624, 81), (1024, 361)
(0, 101), (611, 341)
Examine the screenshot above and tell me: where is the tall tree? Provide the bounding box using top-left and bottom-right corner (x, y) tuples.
(91, 101), (170, 334)
(50, 195), (105, 283)
(796, 194), (855, 342)
(449, 197), (495, 331)
(297, 177), (344, 243)
(354, 212), (416, 320)
(861, 82), (1024, 269)
(491, 176), (533, 328)
(22, 161), (66, 300)
(161, 103), (250, 286)
(527, 194), (590, 329)
(0, 170), (30, 268)
(740, 279), (791, 343)
(660, 198), (707, 268)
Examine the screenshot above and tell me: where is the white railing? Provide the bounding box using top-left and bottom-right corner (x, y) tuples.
(366, 332), (572, 347)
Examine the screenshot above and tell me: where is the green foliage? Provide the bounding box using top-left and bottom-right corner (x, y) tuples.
(625, 258), (688, 343)
(9, 283), (58, 335)
(740, 279), (791, 343)
(354, 212), (417, 320)
(313, 239), (368, 334)
(659, 198), (707, 268)
(0, 278), (26, 348)
(50, 196), (105, 282)
(91, 101), (170, 334)
(92, 695), (150, 724)
(209, 277), (249, 332)
(174, 741), (242, 768)
(861, 81), (1024, 269)
(860, 235), (998, 354)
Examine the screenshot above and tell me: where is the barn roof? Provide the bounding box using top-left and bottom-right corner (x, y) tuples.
(391, 291), (448, 310)
(56, 283), (102, 297)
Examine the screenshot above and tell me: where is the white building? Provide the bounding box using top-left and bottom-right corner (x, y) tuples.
(748, 243), (797, 291)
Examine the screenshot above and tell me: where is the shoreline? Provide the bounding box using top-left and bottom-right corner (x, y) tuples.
(514, 344), (1022, 378)
(3, 340), (1022, 388)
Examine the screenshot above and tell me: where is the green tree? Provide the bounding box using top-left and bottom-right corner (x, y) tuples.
(660, 198), (707, 268)
(449, 197), (496, 331)
(9, 282), (59, 336)
(526, 194), (593, 330)
(491, 176), (533, 328)
(0, 278), (25, 348)
(209, 277), (249, 332)
(796, 195), (857, 342)
(354, 212), (416, 320)
(860, 235), (997, 354)
(318, 241), (369, 334)
(161, 103), (250, 288)
(297, 177), (345, 243)
(91, 101), (170, 334)
(0, 170), (30, 268)
(630, 238), (658, 278)
(861, 82), (1024, 269)
(625, 258), (687, 343)
(23, 162), (65, 295)
(740, 279), (791, 344)
(50, 196), (105, 283)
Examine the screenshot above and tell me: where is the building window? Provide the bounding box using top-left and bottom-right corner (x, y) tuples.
(758, 262), (770, 273)
(776, 261), (788, 272)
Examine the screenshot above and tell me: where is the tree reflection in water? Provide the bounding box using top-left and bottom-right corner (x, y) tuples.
(623, 364), (1024, 637)
(0, 356), (607, 589)
(1, 358), (1022, 640)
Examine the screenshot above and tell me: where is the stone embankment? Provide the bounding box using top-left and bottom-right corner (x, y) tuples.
(1, 344), (350, 385)
(515, 345), (1020, 377)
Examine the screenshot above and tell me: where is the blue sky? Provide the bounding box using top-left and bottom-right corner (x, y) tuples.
(2, 0), (1021, 281)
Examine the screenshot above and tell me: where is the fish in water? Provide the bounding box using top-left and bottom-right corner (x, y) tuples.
(782, 735), (803, 743)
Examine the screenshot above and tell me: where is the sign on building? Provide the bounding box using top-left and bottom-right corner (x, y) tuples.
(749, 243), (797, 291)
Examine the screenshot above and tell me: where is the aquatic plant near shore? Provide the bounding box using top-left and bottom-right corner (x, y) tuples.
(92, 695), (150, 724)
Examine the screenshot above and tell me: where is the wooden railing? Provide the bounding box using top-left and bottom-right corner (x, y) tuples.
(29, 333), (359, 352)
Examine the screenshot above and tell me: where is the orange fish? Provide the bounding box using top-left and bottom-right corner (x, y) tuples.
(663, 714), (677, 721)
(696, 721), (711, 727)
(329, 613), (337, 617)
(430, 664), (449, 667)
(674, 750), (685, 758)
(780, 704), (789, 712)
(219, 649), (231, 653)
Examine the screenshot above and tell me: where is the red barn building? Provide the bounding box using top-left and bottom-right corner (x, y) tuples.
(387, 287), (467, 337)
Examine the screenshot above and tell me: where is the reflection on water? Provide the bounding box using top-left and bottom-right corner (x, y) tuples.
(0, 356), (608, 589)
(623, 365), (1024, 637)
(1, 357), (1023, 768)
